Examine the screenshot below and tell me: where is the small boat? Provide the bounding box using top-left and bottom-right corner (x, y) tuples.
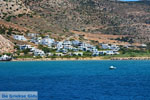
(109, 66), (116, 70)
(0, 55), (12, 61)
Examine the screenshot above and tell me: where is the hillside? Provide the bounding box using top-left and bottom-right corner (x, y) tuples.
(0, 35), (14, 53)
(0, 0), (30, 19)
(0, 0), (150, 43)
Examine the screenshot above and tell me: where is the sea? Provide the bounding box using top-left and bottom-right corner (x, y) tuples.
(0, 60), (150, 100)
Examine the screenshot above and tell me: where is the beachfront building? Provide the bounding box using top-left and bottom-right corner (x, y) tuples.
(105, 50), (115, 55)
(33, 49), (45, 57)
(93, 51), (100, 56)
(93, 50), (120, 56)
(46, 53), (53, 56)
(73, 52), (83, 56)
(55, 53), (65, 56)
(13, 35), (27, 41)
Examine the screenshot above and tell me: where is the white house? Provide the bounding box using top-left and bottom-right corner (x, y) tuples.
(19, 45), (32, 50)
(13, 35), (27, 41)
(93, 51), (100, 56)
(55, 53), (65, 56)
(110, 45), (120, 51)
(101, 44), (110, 49)
(106, 50), (115, 55)
(40, 37), (55, 47)
(63, 41), (73, 50)
(28, 33), (39, 37)
(46, 53), (53, 56)
(56, 42), (63, 50)
(30, 37), (42, 44)
(73, 52), (83, 56)
(33, 49), (45, 57)
(72, 40), (80, 46)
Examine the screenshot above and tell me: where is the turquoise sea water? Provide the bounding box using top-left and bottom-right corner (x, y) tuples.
(0, 60), (150, 100)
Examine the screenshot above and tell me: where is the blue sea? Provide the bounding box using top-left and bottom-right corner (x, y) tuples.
(0, 60), (150, 100)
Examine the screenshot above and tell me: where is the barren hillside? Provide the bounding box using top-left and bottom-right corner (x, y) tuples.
(1, 0), (150, 43)
(0, 0), (30, 20)
(0, 35), (14, 54)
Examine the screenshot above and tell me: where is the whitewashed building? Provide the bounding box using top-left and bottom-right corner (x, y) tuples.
(40, 37), (55, 47)
(101, 44), (110, 49)
(33, 49), (45, 57)
(13, 35), (27, 41)
(73, 52), (83, 56)
(28, 33), (39, 37)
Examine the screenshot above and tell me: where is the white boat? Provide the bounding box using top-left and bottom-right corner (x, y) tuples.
(109, 66), (116, 70)
(0, 55), (12, 61)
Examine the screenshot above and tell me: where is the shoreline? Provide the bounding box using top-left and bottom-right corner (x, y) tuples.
(12, 57), (106, 61)
(111, 57), (150, 60)
(11, 56), (150, 61)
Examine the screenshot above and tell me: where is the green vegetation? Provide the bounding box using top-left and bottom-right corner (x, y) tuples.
(0, 27), (6, 34)
(0, 26), (14, 35)
(2, 53), (12, 56)
(22, 48), (30, 55)
(18, 14), (25, 17)
(38, 45), (56, 53)
(102, 48), (150, 59)
(5, 16), (16, 22)
(15, 55), (34, 58)
(5, 16), (12, 22)
(83, 51), (92, 57)
(116, 37), (134, 44)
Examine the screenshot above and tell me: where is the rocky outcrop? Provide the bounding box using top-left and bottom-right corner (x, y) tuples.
(0, 35), (14, 54)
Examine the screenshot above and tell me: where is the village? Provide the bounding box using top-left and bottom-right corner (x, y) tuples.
(0, 31), (148, 61)
(11, 33), (123, 58)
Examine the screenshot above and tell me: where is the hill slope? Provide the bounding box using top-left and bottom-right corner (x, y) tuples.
(0, 35), (14, 53)
(1, 0), (150, 43)
(0, 0), (30, 19)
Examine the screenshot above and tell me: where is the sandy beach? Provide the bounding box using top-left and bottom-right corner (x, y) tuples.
(11, 56), (150, 61)
(12, 57), (105, 61)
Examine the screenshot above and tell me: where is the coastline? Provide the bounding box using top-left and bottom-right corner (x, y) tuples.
(111, 57), (150, 60)
(11, 56), (150, 61)
(12, 57), (105, 61)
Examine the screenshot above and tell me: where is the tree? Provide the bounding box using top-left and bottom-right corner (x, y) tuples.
(23, 49), (30, 55)
(7, 28), (13, 35)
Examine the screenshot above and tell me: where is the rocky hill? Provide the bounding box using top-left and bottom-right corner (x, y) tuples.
(0, 35), (14, 53)
(0, 0), (30, 19)
(0, 0), (150, 43)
